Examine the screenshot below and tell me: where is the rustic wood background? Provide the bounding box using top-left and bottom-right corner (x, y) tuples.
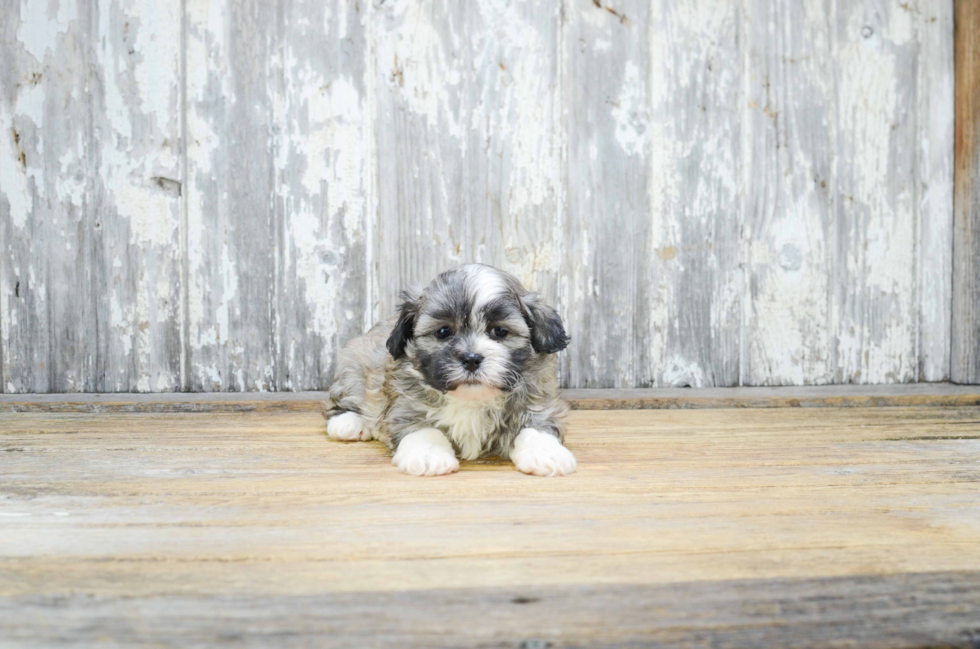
(0, 0), (964, 392)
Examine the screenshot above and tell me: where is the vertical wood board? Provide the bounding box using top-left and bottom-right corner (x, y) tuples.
(274, 0), (371, 390)
(640, 0), (743, 388)
(952, 0), (980, 383)
(371, 0), (562, 320)
(184, 0), (278, 391)
(562, 0), (650, 388)
(742, 0), (836, 386)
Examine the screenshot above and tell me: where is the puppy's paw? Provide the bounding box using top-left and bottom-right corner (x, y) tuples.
(392, 428), (460, 477)
(327, 411), (370, 441)
(511, 428), (577, 477)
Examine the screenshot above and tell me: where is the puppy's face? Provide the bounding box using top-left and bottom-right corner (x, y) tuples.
(386, 265), (568, 400)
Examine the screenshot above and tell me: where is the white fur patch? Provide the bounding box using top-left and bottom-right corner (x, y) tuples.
(327, 412), (371, 441)
(431, 392), (505, 460)
(511, 428), (577, 477)
(466, 265), (507, 310)
(392, 428), (460, 476)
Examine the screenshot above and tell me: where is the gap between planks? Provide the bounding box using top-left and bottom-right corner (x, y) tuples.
(0, 383), (979, 413)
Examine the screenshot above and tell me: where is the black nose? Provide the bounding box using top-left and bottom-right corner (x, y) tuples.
(461, 352), (483, 372)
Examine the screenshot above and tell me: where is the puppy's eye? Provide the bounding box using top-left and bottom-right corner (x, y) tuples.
(488, 326), (508, 340)
(435, 326), (453, 340)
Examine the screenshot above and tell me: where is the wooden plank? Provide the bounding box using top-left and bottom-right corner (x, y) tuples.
(2, 383), (980, 413)
(834, 2), (920, 384)
(953, 0), (980, 383)
(274, 0), (371, 390)
(92, 0), (184, 392)
(742, 0), (836, 385)
(0, 1), (182, 394)
(1, 0), (99, 392)
(2, 573), (979, 648)
(918, 1), (955, 381)
(1, 407), (979, 645)
(371, 0), (562, 320)
(562, 0), (649, 388)
(639, 0), (742, 388)
(184, 0), (278, 390)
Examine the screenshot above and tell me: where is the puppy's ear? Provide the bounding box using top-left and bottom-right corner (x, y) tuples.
(521, 293), (569, 354)
(386, 290), (420, 360)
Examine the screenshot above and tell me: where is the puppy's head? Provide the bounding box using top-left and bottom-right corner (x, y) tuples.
(386, 264), (568, 400)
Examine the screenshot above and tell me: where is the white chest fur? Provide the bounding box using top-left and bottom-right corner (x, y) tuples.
(429, 392), (505, 461)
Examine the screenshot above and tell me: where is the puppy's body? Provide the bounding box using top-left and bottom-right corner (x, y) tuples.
(325, 264), (574, 476)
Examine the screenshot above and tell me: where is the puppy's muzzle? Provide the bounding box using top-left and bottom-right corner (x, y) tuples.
(461, 352), (483, 372)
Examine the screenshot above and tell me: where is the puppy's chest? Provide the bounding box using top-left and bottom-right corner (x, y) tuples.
(430, 399), (504, 461)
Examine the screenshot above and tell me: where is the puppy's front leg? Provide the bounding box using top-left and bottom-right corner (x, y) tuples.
(511, 428), (577, 477)
(392, 428), (460, 476)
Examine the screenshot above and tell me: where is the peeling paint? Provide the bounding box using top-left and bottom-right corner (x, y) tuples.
(0, 0), (958, 392)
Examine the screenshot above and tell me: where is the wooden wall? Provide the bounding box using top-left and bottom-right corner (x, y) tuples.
(0, 0), (961, 391)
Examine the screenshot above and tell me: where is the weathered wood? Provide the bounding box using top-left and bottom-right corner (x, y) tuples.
(919, 1), (955, 381)
(0, 0), (97, 392)
(835, 2), (922, 384)
(184, 0), (279, 390)
(371, 0), (562, 320)
(953, 0), (980, 383)
(1, 0), (95, 394)
(3, 383), (980, 413)
(0, 1), (183, 394)
(3, 573), (980, 648)
(1, 407), (979, 645)
(274, 0), (371, 391)
(561, 0), (649, 388)
(742, 0), (836, 385)
(640, 0), (743, 389)
(0, 0), (962, 392)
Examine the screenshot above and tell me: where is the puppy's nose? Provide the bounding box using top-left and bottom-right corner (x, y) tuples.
(461, 352), (483, 372)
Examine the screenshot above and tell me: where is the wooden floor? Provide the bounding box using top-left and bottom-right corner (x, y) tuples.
(2, 404), (980, 647)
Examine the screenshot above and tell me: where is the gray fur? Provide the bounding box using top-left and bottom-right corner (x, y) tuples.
(326, 264), (569, 460)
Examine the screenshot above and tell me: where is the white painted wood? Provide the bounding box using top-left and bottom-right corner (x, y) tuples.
(742, 0), (837, 386)
(1, 0), (182, 393)
(184, 0), (279, 391)
(642, 0), (742, 388)
(371, 0), (562, 320)
(0, 0), (961, 391)
(562, 0), (649, 388)
(917, 1), (954, 381)
(275, 0), (372, 390)
(834, 0), (920, 384)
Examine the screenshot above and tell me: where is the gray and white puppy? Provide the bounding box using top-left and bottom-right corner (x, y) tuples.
(325, 264), (575, 477)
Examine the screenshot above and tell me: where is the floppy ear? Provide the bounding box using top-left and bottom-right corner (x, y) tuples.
(521, 293), (569, 354)
(386, 291), (420, 360)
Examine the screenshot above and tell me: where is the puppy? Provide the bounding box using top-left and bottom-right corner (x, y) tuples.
(325, 264), (575, 477)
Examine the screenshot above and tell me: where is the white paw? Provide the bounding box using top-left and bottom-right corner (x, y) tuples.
(327, 412), (370, 441)
(392, 428), (460, 477)
(511, 428), (577, 477)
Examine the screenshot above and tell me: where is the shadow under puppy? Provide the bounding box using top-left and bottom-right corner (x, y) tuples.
(325, 264), (576, 477)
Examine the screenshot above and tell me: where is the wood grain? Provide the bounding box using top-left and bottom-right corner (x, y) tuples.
(1, 406), (979, 645)
(371, 0), (562, 321)
(274, 0), (371, 390)
(953, 0), (980, 383)
(742, 0), (836, 386)
(0, 0), (961, 391)
(3, 573), (980, 648)
(3, 383), (980, 413)
(642, 0), (742, 389)
(184, 0), (279, 391)
(561, 0), (647, 388)
(919, 1), (955, 382)
(1, 1), (183, 392)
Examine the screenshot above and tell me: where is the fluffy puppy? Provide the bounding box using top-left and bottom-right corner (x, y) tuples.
(325, 264), (575, 477)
